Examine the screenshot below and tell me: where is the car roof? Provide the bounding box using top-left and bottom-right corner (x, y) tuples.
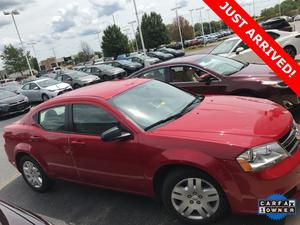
(61, 78), (150, 100)
(158, 54), (207, 65)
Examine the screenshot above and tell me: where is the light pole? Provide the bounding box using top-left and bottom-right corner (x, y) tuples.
(112, 14), (116, 25)
(189, 9), (196, 38)
(278, 0), (281, 16)
(206, 9), (212, 34)
(51, 48), (59, 67)
(4, 10), (34, 77)
(252, 0), (256, 18)
(132, 0), (146, 55)
(95, 31), (102, 52)
(172, 6), (184, 50)
(123, 28), (134, 52)
(129, 20), (139, 52)
(27, 42), (41, 72)
(196, 7), (205, 36)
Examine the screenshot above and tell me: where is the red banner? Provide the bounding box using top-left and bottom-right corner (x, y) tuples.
(203, 0), (300, 96)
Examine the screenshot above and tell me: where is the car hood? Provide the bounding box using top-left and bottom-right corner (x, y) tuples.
(232, 64), (279, 81)
(106, 67), (125, 74)
(0, 94), (26, 105)
(153, 95), (292, 148)
(44, 82), (70, 91)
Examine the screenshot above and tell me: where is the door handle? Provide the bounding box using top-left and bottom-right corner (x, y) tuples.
(71, 140), (86, 146)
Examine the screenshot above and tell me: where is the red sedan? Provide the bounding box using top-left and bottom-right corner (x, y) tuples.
(3, 79), (300, 224)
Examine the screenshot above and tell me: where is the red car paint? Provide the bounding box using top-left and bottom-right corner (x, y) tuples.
(3, 78), (300, 214)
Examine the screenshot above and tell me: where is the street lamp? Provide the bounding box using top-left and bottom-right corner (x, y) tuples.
(95, 31), (102, 52)
(189, 9), (196, 38)
(3, 10), (34, 77)
(206, 9), (212, 34)
(278, 0), (281, 16)
(51, 48), (58, 67)
(196, 7), (205, 36)
(252, 0), (256, 18)
(129, 20), (139, 52)
(132, 0), (146, 55)
(27, 42), (41, 72)
(172, 6), (184, 50)
(123, 28), (134, 53)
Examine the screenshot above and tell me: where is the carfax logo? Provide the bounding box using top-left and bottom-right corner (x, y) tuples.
(258, 194), (296, 220)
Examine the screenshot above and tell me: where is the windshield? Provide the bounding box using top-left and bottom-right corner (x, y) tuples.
(197, 55), (246, 76)
(110, 80), (196, 130)
(0, 90), (16, 100)
(118, 60), (134, 66)
(36, 79), (61, 88)
(211, 39), (240, 55)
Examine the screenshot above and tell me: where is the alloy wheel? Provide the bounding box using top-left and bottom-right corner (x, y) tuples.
(22, 161), (43, 189)
(171, 177), (220, 220)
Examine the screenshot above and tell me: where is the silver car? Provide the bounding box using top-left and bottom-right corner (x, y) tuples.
(54, 70), (100, 89)
(19, 78), (73, 102)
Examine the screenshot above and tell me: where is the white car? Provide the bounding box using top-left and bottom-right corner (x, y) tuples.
(210, 30), (300, 64)
(19, 78), (73, 102)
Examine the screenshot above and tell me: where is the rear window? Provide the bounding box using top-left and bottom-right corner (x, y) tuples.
(262, 19), (290, 29)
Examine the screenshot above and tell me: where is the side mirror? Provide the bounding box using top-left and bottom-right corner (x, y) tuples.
(33, 86), (40, 90)
(101, 126), (132, 142)
(236, 47), (245, 55)
(66, 78), (72, 82)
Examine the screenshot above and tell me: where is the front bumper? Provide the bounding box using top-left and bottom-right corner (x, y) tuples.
(0, 104), (31, 117)
(225, 143), (300, 214)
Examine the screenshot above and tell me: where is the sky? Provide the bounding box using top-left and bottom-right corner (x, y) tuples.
(0, 0), (280, 69)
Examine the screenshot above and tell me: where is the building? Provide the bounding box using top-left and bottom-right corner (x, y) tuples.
(40, 57), (64, 71)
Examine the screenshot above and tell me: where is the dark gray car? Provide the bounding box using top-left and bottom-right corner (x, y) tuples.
(82, 65), (127, 81)
(0, 90), (30, 117)
(55, 70), (100, 89)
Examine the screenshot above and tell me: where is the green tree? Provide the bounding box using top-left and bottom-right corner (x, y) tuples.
(141, 12), (170, 49)
(30, 57), (39, 71)
(169, 16), (194, 42)
(0, 44), (31, 75)
(94, 51), (103, 59)
(102, 25), (130, 58)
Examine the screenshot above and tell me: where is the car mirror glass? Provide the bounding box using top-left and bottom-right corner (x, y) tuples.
(236, 47), (245, 55)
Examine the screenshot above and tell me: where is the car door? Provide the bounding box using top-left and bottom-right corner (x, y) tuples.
(68, 102), (146, 193)
(169, 65), (224, 95)
(61, 75), (73, 86)
(33, 105), (77, 179)
(29, 83), (42, 101)
(231, 41), (262, 64)
(20, 83), (32, 100)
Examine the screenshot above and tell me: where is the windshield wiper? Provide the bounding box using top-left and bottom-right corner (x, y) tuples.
(144, 96), (203, 131)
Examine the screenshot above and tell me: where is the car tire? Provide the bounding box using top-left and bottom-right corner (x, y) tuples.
(284, 46), (297, 59)
(42, 94), (49, 102)
(162, 169), (228, 225)
(19, 155), (54, 193)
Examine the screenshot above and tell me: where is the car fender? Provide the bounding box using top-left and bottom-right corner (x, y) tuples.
(14, 143), (51, 176)
(144, 148), (237, 197)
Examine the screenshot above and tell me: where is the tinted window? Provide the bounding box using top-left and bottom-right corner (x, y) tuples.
(72, 104), (117, 135)
(39, 106), (66, 132)
(30, 83), (39, 90)
(22, 84), (30, 90)
(170, 66), (200, 82)
(141, 68), (168, 82)
(267, 31), (280, 40)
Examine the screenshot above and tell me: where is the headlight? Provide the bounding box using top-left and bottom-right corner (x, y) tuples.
(24, 96), (29, 102)
(236, 142), (288, 172)
(261, 80), (288, 88)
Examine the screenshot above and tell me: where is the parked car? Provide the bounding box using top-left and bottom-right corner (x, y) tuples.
(211, 30), (300, 63)
(40, 72), (57, 79)
(0, 200), (51, 225)
(147, 51), (174, 61)
(261, 17), (293, 32)
(128, 54), (160, 67)
(103, 60), (143, 75)
(55, 70), (100, 89)
(82, 65), (127, 80)
(19, 76), (38, 85)
(129, 54), (298, 110)
(0, 79), (14, 84)
(157, 47), (185, 57)
(294, 15), (300, 21)
(4, 78), (300, 224)
(0, 82), (21, 93)
(20, 78), (72, 102)
(0, 90), (30, 117)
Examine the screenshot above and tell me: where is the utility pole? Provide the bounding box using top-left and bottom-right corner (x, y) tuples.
(278, 0), (281, 16)
(129, 21), (139, 52)
(172, 6), (184, 50)
(95, 31), (102, 52)
(132, 0), (146, 55)
(4, 10), (34, 77)
(252, 0), (256, 18)
(112, 14), (116, 25)
(206, 9), (212, 34)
